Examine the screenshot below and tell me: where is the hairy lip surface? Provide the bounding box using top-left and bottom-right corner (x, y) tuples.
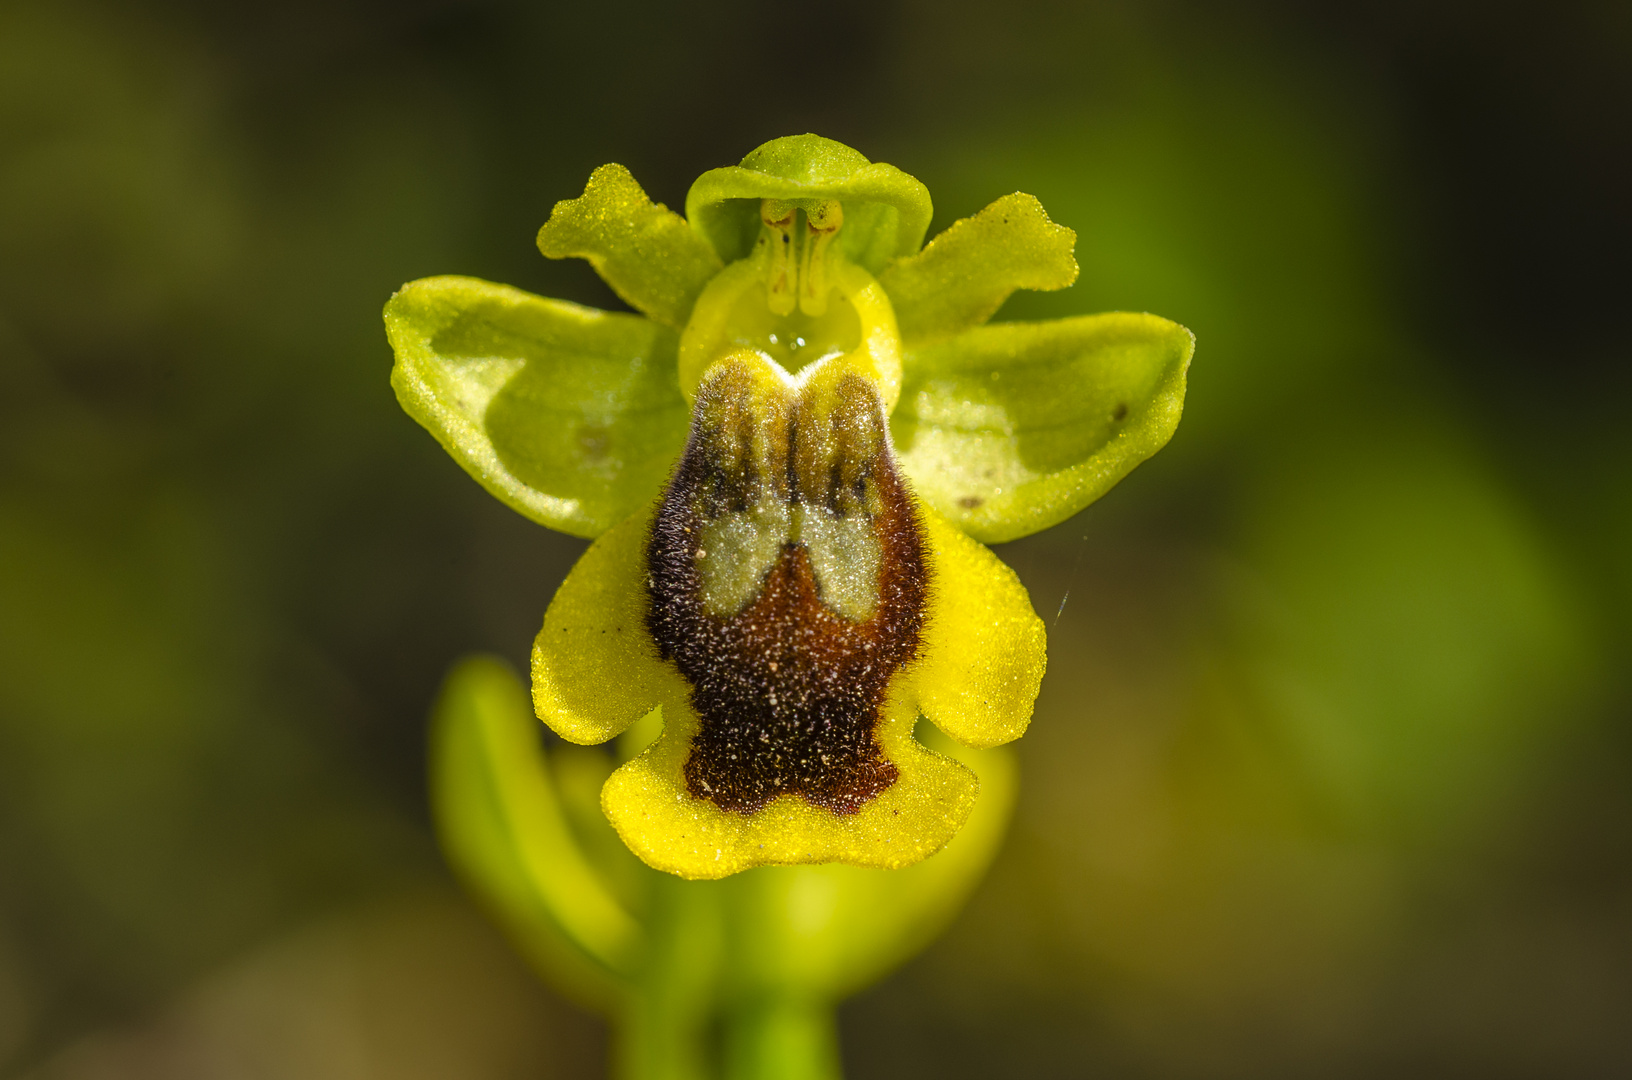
(646, 366), (928, 815)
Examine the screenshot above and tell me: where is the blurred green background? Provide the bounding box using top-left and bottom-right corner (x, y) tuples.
(2, 0), (1629, 1076)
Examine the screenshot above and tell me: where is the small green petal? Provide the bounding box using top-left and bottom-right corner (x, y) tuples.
(686, 135), (933, 274)
(893, 312), (1194, 543)
(879, 192), (1078, 345)
(537, 163), (723, 329)
(386, 275), (689, 539)
(429, 656), (641, 1010)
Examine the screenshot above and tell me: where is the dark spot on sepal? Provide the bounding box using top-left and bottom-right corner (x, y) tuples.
(577, 424), (612, 459)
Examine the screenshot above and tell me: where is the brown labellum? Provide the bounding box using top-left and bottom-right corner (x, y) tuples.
(646, 357), (929, 815)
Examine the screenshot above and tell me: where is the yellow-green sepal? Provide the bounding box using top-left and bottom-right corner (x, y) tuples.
(537, 164), (724, 329)
(428, 655), (642, 1011)
(386, 276), (689, 539)
(893, 312), (1194, 543)
(686, 135), (932, 274)
(879, 192), (1078, 345)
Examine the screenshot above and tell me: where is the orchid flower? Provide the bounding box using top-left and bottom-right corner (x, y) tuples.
(385, 135), (1191, 880)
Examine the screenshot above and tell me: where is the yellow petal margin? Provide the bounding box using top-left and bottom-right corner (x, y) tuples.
(533, 496), (1039, 879)
(910, 502), (1047, 748)
(531, 504), (692, 745)
(601, 684), (978, 881)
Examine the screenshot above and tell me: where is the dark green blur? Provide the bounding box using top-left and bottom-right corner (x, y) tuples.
(1, 1), (1628, 1077)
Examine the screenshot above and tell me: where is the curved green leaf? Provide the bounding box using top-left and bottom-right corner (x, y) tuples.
(892, 312), (1194, 543)
(686, 134), (932, 274)
(429, 656), (643, 1012)
(386, 275), (689, 539)
(537, 163), (723, 329)
(879, 192), (1078, 345)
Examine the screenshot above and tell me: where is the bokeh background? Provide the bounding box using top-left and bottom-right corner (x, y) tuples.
(3, 0), (1629, 1076)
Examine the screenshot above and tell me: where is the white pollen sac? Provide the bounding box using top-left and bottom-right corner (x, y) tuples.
(696, 496), (792, 617)
(793, 503), (881, 623)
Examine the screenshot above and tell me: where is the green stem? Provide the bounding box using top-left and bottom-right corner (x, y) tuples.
(615, 878), (722, 1080)
(724, 995), (842, 1080)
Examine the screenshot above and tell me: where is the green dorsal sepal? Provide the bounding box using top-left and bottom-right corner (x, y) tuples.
(537, 163), (723, 330)
(687, 135), (932, 275)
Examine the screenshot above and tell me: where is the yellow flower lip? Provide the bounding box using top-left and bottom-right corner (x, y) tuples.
(529, 486), (1045, 879)
(528, 348), (1047, 878)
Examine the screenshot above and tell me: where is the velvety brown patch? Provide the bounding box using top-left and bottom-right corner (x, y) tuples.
(646, 361), (928, 815)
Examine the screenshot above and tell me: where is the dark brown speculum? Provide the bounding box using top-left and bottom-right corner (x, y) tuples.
(646, 357), (928, 814)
